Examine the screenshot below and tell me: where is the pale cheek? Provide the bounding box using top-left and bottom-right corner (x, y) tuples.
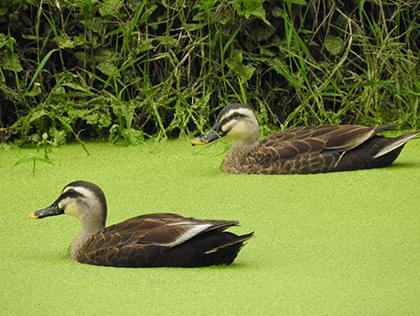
(222, 120), (236, 133)
(227, 122), (249, 140)
(64, 202), (80, 217)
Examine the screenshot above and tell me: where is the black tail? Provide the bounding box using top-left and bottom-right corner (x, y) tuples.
(335, 131), (419, 171)
(166, 230), (254, 267)
(373, 131), (420, 159)
(203, 232), (254, 265)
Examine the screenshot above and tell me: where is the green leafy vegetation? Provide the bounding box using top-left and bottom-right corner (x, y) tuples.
(0, 0), (418, 145)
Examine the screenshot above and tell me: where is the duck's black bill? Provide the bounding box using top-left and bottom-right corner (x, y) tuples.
(29, 204), (64, 219)
(192, 130), (223, 146)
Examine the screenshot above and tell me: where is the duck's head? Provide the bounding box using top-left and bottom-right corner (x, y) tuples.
(192, 103), (259, 146)
(29, 181), (107, 229)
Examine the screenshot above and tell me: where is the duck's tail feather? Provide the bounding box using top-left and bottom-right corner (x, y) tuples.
(375, 124), (397, 133)
(205, 232), (254, 255)
(203, 232), (254, 265)
(373, 131), (420, 159)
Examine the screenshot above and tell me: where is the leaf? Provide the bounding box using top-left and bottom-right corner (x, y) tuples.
(27, 49), (58, 91)
(72, 36), (88, 46)
(0, 33), (11, 49)
(55, 116), (90, 155)
(99, 0), (123, 16)
(184, 23), (206, 32)
(0, 52), (23, 72)
(51, 86), (66, 95)
(109, 125), (143, 145)
(49, 128), (66, 145)
(249, 24), (275, 41)
(226, 50), (255, 82)
(24, 82), (42, 97)
(55, 116), (72, 131)
(94, 48), (114, 63)
(74, 52), (88, 62)
(197, 0), (217, 12)
(14, 153), (54, 176)
(0, 81), (21, 102)
(324, 35), (344, 56)
(259, 48), (275, 57)
(80, 17), (103, 34)
(0, 35), (21, 71)
(56, 34), (74, 49)
(137, 39), (155, 53)
(61, 83), (91, 93)
(98, 114), (112, 128)
(14, 153), (54, 166)
(272, 7), (284, 18)
(232, 0), (270, 25)
(21, 34), (39, 40)
(140, 4), (158, 23)
(155, 36), (178, 47)
(122, 128), (143, 144)
(268, 58), (294, 82)
(96, 62), (120, 77)
(28, 109), (48, 123)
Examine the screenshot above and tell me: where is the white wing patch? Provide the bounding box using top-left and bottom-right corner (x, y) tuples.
(326, 128), (375, 150)
(161, 223), (213, 248)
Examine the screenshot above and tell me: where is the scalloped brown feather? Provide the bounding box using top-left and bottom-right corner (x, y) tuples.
(221, 125), (419, 174)
(76, 213), (252, 267)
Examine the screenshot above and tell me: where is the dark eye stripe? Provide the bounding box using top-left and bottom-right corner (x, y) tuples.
(59, 190), (84, 201)
(219, 112), (248, 127)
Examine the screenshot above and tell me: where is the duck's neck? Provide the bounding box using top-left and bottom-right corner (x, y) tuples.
(222, 140), (259, 173)
(70, 213), (105, 259)
(233, 137), (258, 147)
(229, 140), (259, 156)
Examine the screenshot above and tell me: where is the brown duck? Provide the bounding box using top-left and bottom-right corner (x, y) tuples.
(29, 181), (253, 267)
(192, 103), (419, 174)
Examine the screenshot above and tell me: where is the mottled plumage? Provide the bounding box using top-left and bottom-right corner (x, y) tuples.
(29, 181), (253, 267)
(193, 103), (419, 174)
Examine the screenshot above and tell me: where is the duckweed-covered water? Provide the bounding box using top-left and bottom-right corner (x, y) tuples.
(1, 139), (419, 315)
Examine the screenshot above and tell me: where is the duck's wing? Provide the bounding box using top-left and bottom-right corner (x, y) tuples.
(78, 213), (241, 266)
(103, 213), (239, 246)
(254, 125), (389, 163)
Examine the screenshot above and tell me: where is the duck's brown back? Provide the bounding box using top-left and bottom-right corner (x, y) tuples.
(221, 125), (415, 174)
(76, 213), (252, 267)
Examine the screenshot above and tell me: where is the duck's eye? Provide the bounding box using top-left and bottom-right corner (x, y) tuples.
(228, 113), (247, 121)
(65, 189), (79, 197)
(233, 113), (244, 119)
(58, 188), (83, 202)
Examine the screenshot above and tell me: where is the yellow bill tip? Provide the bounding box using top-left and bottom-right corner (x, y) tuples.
(191, 138), (208, 146)
(28, 212), (39, 219)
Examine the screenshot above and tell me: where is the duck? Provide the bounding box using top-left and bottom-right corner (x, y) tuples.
(192, 103), (420, 174)
(29, 180), (253, 267)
